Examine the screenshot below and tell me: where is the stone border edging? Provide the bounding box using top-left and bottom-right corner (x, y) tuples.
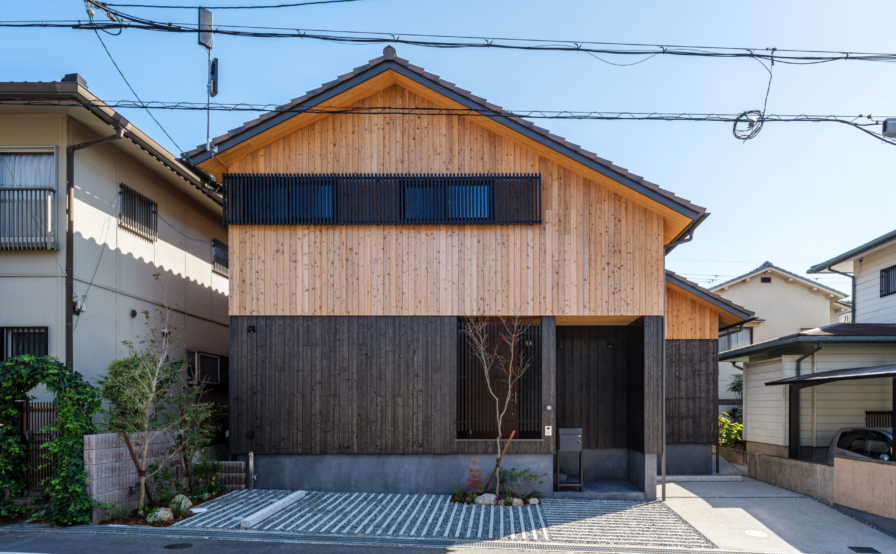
(240, 490), (306, 529)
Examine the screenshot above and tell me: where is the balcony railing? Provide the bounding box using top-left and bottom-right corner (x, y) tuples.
(838, 311), (853, 323)
(223, 173), (542, 226)
(0, 188), (57, 250)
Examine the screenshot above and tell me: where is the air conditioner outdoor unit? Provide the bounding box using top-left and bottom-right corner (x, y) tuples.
(188, 352), (221, 385)
(884, 118), (896, 138)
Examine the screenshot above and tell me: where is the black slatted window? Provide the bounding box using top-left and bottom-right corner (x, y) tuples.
(1, 327), (48, 360)
(212, 239), (229, 277)
(119, 183), (157, 241)
(881, 264), (896, 298)
(223, 173), (541, 226)
(456, 321), (542, 439)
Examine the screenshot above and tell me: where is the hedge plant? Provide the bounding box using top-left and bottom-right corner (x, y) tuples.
(0, 355), (101, 525)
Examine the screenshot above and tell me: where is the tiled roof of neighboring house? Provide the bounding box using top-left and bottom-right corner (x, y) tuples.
(710, 261), (848, 298)
(665, 270), (754, 322)
(808, 228), (896, 274)
(719, 322), (896, 361)
(185, 46), (705, 221)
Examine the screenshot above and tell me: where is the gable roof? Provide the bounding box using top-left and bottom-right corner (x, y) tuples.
(186, 46), (705, 232)
(665, 270), (754, 327)
(808, 228), (896, 275)
(710, 261), (848, 298)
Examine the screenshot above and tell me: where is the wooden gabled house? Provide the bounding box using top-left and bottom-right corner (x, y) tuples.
(186, 46), (752, 499)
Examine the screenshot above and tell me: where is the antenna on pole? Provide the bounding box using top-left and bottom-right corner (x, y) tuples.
(199, 8), (218, 154)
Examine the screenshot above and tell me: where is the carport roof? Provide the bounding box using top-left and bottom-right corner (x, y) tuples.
(765, 364), (896, 387)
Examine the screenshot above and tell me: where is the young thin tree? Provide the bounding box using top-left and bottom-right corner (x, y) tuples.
(99, 275), (207, 509)
(463, 313), (532, 496)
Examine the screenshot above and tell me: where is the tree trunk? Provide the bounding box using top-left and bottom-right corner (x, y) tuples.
(179, 434), (194, 494)
(123, 434), (154, 507)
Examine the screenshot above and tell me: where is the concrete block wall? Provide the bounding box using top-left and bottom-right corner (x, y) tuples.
(84, 432), (245, 523)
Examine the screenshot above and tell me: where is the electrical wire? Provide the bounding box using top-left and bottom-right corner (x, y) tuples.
(3, 98), (893, 145)
(96, 0), (360, 8)
(10, 13), (896, 65)
(91, 27), (197, 160)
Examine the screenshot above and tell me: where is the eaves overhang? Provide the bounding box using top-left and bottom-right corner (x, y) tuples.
(665, 270), (754, 323)
(808, 228), (896, 275)
(719, 334), (896, 361)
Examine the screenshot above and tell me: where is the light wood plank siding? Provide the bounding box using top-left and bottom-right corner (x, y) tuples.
(665, 283), (721, 339)
(227, 84), (664, 318)
(228, 315), (554, 456)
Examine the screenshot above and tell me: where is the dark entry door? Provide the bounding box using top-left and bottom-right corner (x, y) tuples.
(555, 326), (628, 449)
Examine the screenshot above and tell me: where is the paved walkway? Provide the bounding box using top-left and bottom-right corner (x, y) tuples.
(175, 489), (714, 549)
(662, 477), (896, 554)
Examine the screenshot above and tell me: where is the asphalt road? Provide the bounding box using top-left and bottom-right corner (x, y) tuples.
(0, 531), (536, 554)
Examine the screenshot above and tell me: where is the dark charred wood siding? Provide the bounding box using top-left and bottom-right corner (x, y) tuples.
(555, 326), (629, 449)
(229, 316), (554, 456)
(665, 339), (718, 445)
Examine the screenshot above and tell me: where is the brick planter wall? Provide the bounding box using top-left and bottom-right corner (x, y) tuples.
(84, 432), (245, 523)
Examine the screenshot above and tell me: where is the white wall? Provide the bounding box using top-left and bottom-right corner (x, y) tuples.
(716, 271), (845, 414)
(743, 358), (786, 446)
(854, 241), (896, 324)
(0, 114), (228, 396)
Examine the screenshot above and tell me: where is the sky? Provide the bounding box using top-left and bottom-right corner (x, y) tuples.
(3, 0), (895, 299)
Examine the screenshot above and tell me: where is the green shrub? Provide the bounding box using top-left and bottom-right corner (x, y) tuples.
(498, 467), (546, 497)
(719, 413), (743, 448)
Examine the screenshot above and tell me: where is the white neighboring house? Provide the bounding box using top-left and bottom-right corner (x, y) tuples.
(0, 74), (230, 404)
(808, 229), (896, 325)
(720, 236), (896, 463)
(710, 262), (848, 417)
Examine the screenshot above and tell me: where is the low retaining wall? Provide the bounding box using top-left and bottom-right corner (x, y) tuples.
(833, 456), (896, 535)
(719, 446), (748, 467)
(84, 432), (245, 523)
(746, 452), (833, 505)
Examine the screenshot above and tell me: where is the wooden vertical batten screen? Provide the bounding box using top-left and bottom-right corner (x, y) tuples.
(16, 400), (57, 492)
(226, 85), (665, 318)
(224, 173), (541, 226)
(664, 340), (718, 445)
(456, 321), (542, 440)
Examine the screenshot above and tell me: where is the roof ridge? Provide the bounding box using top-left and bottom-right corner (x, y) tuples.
(710, 261), (848, 297)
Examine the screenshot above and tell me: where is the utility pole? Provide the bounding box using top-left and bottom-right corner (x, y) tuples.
(199, 8), (218, 153)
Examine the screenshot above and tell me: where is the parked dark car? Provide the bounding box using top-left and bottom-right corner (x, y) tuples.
(826, 428), (893, 466)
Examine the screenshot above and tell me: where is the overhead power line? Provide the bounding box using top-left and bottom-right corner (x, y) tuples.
(10, 13), (896, 65)
(3, 97), (894, 145)
(95, 0), (359, 7)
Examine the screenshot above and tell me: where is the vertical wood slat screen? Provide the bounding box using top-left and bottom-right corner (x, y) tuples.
(212, 238), (229, 277)
(866, 411), (892, 428)
(119, 183), (158, 242)
(223, 173), (541, 225)
(0, 188), (56, 250)
(456, 321), (542, 439)
(881, 264), (896, 298)
(1, 327), (48, 360)
(16, 400), (57, 492)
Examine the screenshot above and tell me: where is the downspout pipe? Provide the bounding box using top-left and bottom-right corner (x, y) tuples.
(65, 127), (125, 368)
(661, 214), (707, 501)
(788, 343), (822, 459)
(827, 265), (855, 323)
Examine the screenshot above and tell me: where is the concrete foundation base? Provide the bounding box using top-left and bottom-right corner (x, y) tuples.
(628, 451), (658, 500)
(657, 444), (712, 475)
(244, 454), (554, 496)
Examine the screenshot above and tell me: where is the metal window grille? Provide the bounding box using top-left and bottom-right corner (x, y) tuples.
(223, 173), (542, 226)
(881, 264), (896, 298)
(119, 183), (157, 241)
(866, 411), (892, 428)
(456, 321), (542, 439)
(212, 239), (229, 277)
(0, 188), (57, 250)
(1, 327), (49, 360)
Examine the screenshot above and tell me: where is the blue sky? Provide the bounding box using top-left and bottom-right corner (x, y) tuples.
(4, 0), (895, 297)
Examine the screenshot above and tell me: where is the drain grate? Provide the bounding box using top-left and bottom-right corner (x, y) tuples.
(163, 544), (193, 550)
(848, 548), (880, 554)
